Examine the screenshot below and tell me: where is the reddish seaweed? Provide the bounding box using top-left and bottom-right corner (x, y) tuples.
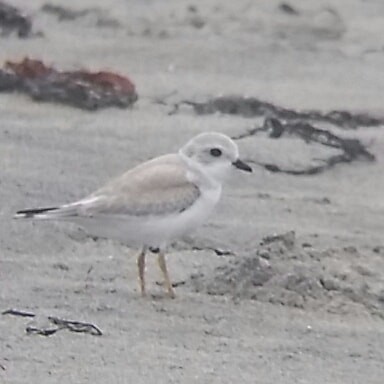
(0, 58), (138, 110)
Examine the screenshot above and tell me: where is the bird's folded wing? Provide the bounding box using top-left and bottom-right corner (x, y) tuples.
(74, 154), (200, 217)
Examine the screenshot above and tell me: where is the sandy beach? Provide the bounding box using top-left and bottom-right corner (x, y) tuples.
(1, 1), (384, 383)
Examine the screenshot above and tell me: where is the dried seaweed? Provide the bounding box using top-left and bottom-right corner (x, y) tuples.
(41, 4), (121, 28)
(42, 4), (98, 21)
(0, 58), (138, 110)
(278, 3), (300, 15)
(234, 117), (375, 175)
(2, 308), (102, 336)
(173, 96), (383, 129)
(0, 1), (32, 38)
(2, 308), (35, 317)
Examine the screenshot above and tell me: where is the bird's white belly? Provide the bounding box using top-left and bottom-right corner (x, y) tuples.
(77, 185), (221, 248)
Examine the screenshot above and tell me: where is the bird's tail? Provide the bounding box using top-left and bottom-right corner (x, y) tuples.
(13, 204), (79, 220)
(13, 207), (61, 219)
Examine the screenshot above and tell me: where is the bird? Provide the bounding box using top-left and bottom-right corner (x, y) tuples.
(14, 131), (252, 298)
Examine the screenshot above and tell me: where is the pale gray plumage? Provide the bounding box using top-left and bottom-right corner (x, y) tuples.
(32, 154), (200, 219)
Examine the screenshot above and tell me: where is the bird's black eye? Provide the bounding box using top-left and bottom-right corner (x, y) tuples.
(210, 148), (222, 157)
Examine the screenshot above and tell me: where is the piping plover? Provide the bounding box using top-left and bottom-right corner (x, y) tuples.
(14, 132), (252, 298)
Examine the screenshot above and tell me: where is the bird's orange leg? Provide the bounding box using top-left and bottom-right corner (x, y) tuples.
(157, 252), (175, 299)
(136, 248), (146, 297)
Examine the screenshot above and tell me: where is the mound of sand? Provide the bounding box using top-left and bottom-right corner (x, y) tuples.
(191, 231), (384, 317)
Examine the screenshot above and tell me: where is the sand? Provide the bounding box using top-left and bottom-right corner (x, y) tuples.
(1, 0), (384, 383)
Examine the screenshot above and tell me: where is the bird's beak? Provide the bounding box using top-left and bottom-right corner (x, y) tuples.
(232, 158), (253, 173)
